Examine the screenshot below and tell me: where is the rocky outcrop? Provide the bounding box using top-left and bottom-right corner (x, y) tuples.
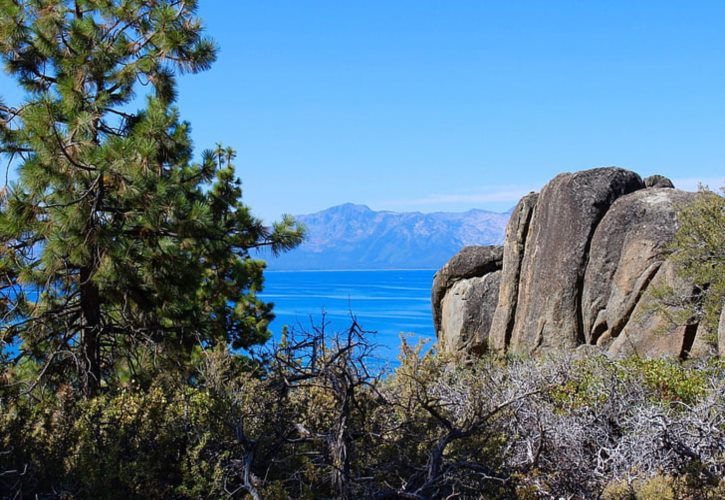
(433, 167), (719, 360)
(432, 246), (502, 354)
(644, 175), (675, 189)
(603, 260), (695, 358)
(507, 168), (644, 354)
(489, 193), (538, 353)
(581, 188), (696, 347)
(439, 272), (501, 354)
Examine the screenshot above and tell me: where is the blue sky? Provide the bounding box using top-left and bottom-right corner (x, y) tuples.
(3, 1), (725, 222)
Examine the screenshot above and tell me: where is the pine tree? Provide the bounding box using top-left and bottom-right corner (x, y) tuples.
(669, 186), (725, 332)
(0, 0), (303, 396)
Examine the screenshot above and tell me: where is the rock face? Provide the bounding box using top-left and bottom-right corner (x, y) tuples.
(439, 272), (501, 354)
(489, 193), (538, 353)
(644, 174), (675, 189)
(582, 188), (696, 349)
(433, 167), (720, 359)
(432, 246), (503, 354)
(602, 260), (698, 359)
(508, 168), (644, 353)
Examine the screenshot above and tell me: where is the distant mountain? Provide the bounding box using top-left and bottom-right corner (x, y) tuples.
(263, 203), (510, 270)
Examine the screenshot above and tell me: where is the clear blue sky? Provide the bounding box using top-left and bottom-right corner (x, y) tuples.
(4, 1), (725, 222)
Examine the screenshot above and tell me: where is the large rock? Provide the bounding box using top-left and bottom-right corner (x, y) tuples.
(582, 188), (697, 346)
(489, 192), (538, 353)
(690, 321), (719, 359)
(507, 168), (644, 354)
(603, 260), (697, 358)
(432, 245), (503, 354)
(644, 174), (675, 189)
(439, 271), (501, 354)
(433, 166), (715, 360)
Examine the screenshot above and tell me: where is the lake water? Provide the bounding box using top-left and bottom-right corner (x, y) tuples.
(2, 270), (438, 364)
(261, 270), (437, 363)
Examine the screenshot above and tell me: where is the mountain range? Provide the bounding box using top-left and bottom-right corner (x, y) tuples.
(262, 203), (510, 270)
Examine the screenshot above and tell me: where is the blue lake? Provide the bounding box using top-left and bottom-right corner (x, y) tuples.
(2, 270), (437, 364)
(261, 270), (437, 363)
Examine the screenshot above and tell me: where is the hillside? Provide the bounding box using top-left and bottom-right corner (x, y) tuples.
(263, 204), (510, 270)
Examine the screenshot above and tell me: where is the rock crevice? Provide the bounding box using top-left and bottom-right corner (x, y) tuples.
(489, 192), (538, 353)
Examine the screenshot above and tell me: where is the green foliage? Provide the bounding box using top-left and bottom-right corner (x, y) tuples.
(622, 357), (710, 406)
(603, 474), (725, 500)
(0, 4), (721, 491)
(1, 378), (221, 497)
(0, 0), (304, 395)
(2, 341), (725, 498)
(669, 186), (725, 331)
(549, 356), (712, 409)
(547, 355), (616, 409)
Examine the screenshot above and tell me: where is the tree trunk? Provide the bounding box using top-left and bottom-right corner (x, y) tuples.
(80, 265), (101, 397)
(80, 173), (103, 397)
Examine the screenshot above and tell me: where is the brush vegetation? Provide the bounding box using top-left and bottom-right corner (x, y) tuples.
(1, 1), (723, 498)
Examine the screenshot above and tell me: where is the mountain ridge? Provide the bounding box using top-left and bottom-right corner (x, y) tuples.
(263, 204), (510, 271)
